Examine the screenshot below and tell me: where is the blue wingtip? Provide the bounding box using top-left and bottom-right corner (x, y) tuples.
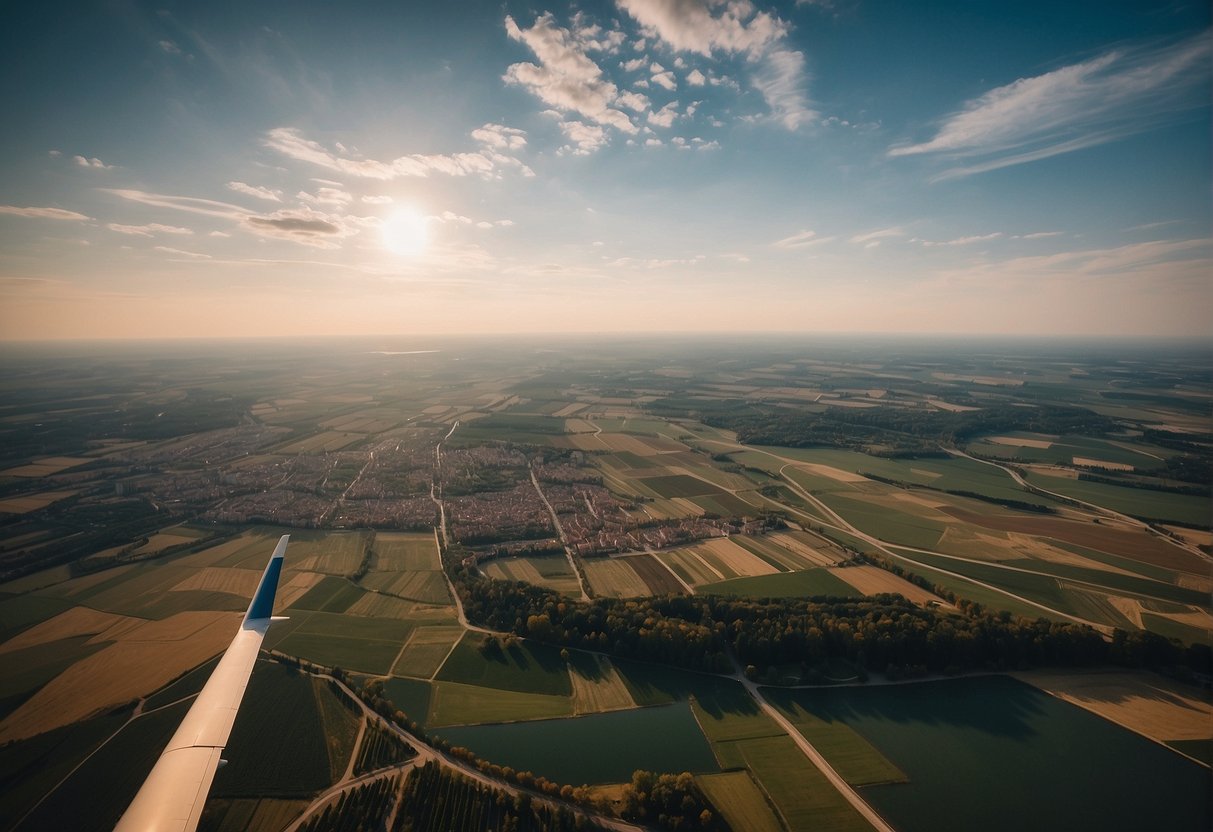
(244, 534), (288, 623)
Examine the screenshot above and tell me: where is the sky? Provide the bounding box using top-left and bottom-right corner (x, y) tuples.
(0, 0), (1209, 340)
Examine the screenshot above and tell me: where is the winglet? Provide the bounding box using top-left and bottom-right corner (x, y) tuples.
(243, 534), (288, 624)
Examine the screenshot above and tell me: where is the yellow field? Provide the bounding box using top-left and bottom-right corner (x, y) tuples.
(277, 571), (326, 608)
(0, 456), (91, 477)
(831, 565), (947, 606)
(0, 611), (241, 742)
(988, 435), (1054, 448)
(346, 592), (418, 619)
(598, 433), (663, 455)
(694, 538), (779, 578)
(170, 566), (263, 597)
(767, 532), (843, 567)
(278, 431), (367, 453)
(0, 606), (133, 655)
(789, 462), (867, 483)
(290, 532), (369, 575)
(569, 655), (636, 715)
(1073, 457), (1135, 471)
(374, 532), (440, 571)
(0, 490), (78, 514)
(1015, 669), (1213, 744)
(583, 558), (651, 598)
(481, 558), (544, 584)
(130, 532), (198, 556)
(695, 771), (784, 832)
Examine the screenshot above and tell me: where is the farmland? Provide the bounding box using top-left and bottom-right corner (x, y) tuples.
(0, 336), (1209, 831)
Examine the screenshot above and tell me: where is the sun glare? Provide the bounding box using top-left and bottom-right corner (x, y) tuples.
(381, 208), (429, 257)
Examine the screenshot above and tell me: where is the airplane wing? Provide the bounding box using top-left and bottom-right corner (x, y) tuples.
(115, 534), (289, 832)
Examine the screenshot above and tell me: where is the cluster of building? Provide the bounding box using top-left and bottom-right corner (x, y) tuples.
(445, 483), (554, 543)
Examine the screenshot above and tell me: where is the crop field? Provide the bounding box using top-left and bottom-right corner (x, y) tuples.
(382, 676), (432, 725)
(480, 556), (546, 585)
(701, 568), (863, 600)
(763, 687), (906, 786)
(278, 431), (367, 454)
(435, 633), (572, 696)
(583, 557), (652, 598)
(391, 625), (463, 678)
(695, 771), (784, 832)
(280, 532), (369, 576)
(15, 700), (191, 832)
(168, 565), (263, 598)
(0, 456), (91, 477)
(657, 548), (726, 586)
(427, 680), (572, 726)
(831, 565), (947, 605)
(819, 493), (946, 549)
(0, 610), (240, 743)
(568, 652), (636, 715)
(690, 537), (780, 580)
(373, 532), (440, 571)
(198, 798), (309, 832)
(1022, 472), (1211, 527)
(727, 734), (872, 832)
(640, 474), (727, 498)
(1013, 669), (1213, 748)
(733, 532), (843, 570)
(0, 490), (79, 514)
(210, 662), (336, 798)
(814, 676), (1210, 832)
(360, 570), (451, 604)
(626, 553), (687, 594)
(435, 701), (719, 785)
(269, 611), (414, 675)
(287, 576), (365, 613)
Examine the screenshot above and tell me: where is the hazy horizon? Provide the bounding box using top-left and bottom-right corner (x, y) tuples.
(1, 0), (1209, 340)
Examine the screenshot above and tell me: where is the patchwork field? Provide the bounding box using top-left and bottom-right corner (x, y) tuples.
(831, 565), (947, 605)
(694, 771), (784, 832)
(391, 625), (464, 679)
(373, 532), (440, 571)
(583, 557), (651, 598)
(0, 490), (79, 514)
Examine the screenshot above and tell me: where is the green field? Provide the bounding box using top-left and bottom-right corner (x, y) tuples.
(428, 680), (573, 726)
(143, 655), (221, 711)
(640, 474), (726, 498)
(435, 633), (572, 696)
(17, 700), (191, 831)
(288, 576), (365, 613)
(434, 701), (719, 785)
(763, 687), (905, 786)
(1022, 472), (1211, 526)
(724, 734), (872, 832)
(382, 676), (433, 726)
(701, 568), (862, 600)
(819, 494), (946, 549)
(695, 771), (784, 832)
(269, 611), (414, 674)
(815, 676), (1211, 832)
(392, 625), (464, 678)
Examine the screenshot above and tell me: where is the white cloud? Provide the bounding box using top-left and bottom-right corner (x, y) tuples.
(1020, 231), (1063, 239)
(159, 40), (181, 54)
(889, 33), (1212, 175)
(0, 205), (91, 221)
(73, 156), (114, 170)
(106, 189), (248, 219)
(107, 223), (193, 237)
(752, 49), (815, 129)
(263, 126), (531, 180)
(651, 69), (677, 90)
(617, 90), (652, 112)
(645, 137), (663, 147)
(471, 123), (527, 150)
(648, 102), (680, 128)
(504, 14), (637, 134)
(361, 195), (394, 205)
(850, 227), (906, 244)
(774, 229), (835, 249)
(227, 181), (282, 202)
(558, 120), (609, 155)
(621, 57), (646, 72)
(616, 0), (786, 57)
(616, 0), (811, 130)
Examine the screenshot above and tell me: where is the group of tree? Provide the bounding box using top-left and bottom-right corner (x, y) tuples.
(298, 774), (401, 832)
(620, 770), (725, 831)
(456, 572), (1212, 678)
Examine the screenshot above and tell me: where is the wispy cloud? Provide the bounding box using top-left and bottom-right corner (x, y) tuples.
(227, 181), (282, 202)
(557, 119), (609, 155)
(106, 189), (248, 219)
(850, 227), (905, 244)
(263, 125), (533, 180)
(107, 223), (193, 237)
(0, 205), (91, 221)
(73, 155), (114, 170)
(919, 232), (1003, 247)
(774, 229), (835, 249)
(153, 246), (211, 259)
(752, 49), (815, 129)
(504, 14), (637, 134)
(889, 32), (1212, 176)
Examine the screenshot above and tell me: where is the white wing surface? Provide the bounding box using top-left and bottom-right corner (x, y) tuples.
(114, 534), (289, 832)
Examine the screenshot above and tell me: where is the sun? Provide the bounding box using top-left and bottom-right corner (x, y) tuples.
(381, 208), (429, 257)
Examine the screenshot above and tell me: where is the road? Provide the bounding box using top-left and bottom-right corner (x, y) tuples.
(530, 465), (591, 601)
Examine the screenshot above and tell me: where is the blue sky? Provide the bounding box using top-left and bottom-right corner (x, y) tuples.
(0, 0), (1209, 339)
